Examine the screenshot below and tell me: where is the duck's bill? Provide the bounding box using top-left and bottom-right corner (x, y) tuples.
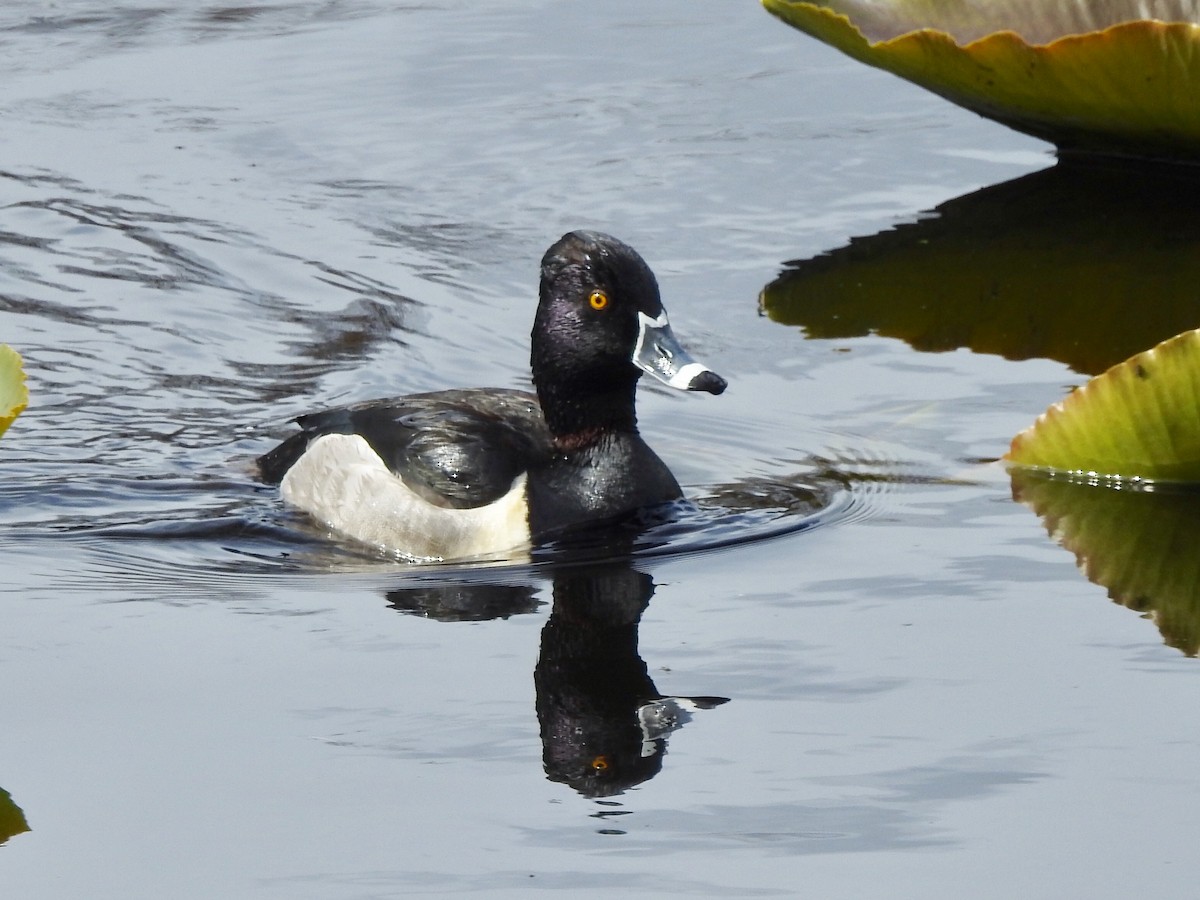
(633, 311), (727, 395)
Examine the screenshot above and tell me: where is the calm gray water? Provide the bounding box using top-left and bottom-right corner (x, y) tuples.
(3, 2), (1200, 898)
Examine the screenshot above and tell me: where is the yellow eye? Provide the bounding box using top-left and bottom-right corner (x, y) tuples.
(590, 754), (610, 771)
(588, 290), (609, 311)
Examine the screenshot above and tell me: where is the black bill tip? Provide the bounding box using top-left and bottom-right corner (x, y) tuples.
(688, 370), (727, 395)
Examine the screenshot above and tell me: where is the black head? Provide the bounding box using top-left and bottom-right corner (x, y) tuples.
(532, 231), (725, 439)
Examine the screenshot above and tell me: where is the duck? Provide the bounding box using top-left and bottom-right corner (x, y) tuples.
(257, 230), (727, 560)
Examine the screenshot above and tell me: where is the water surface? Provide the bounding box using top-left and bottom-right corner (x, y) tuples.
(3, 3), (1199, 899)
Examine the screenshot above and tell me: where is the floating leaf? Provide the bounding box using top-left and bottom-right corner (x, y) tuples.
(0, 345), (28, 439)
(1007, 329), (1200, 482)
(763, 0), (1200, 163)
(1013, 470), (1200, 656)
(0, 787), (30, 845)
(761, 161), (1200, 375)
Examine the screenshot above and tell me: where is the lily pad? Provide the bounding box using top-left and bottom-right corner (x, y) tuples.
(763, 0), (1200, 163)
(1007, 329), (1200, 482)
(0, 345), (28, 439)
(1012, 470), (1200, 656)
(0, 787), (30, 845)
(760, 160), (1200, 375)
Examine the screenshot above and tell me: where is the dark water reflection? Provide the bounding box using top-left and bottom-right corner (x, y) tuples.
(389, 558), (729, 802)
(1012, 470), (1200, 657)
(535, 564), (728, 801)
(761, 156), (1200, 657)
(386, 580), (542, 623)
(762, 158), (1200, 376)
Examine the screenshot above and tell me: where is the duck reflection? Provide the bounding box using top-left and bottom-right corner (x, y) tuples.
(761, 158), (1200, 375)
(535, 564), (728, 797)
(385, 581), (541, 621)
(1012, 471), (1200, 657)
(385, 560), (727, 796)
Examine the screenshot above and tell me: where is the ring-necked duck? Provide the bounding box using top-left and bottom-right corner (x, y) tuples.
(258, 230), (726, 560)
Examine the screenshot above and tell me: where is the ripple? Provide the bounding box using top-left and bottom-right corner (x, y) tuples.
(4, 442), (949, 601)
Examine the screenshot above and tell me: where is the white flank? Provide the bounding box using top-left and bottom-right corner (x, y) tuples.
(280, 433), (532, 561)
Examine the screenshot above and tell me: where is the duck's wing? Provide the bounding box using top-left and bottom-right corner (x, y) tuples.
(258, 388), (553, 510)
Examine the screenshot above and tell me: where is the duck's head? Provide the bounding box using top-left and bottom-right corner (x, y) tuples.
(532, 231), (726, 435)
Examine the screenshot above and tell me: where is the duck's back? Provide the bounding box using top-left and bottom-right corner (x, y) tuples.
(258, 388), (553, 510)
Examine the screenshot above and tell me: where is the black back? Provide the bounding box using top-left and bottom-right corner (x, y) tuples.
(258, 389), (552, 510)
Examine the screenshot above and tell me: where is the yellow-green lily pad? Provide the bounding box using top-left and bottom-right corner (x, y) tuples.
(0, 787), (30, 845)
(0, 345), (28, 440)
(763, 0), (1200, 163)
(1013, 470), (1200, 656)
(1007, 329), (1200, 482)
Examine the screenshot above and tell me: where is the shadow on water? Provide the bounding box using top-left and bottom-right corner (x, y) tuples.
(389, 552), (729, 808)
(760, 157), (1200, 376)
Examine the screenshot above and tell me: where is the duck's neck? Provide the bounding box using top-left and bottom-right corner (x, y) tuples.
(535, 378), (640, 450)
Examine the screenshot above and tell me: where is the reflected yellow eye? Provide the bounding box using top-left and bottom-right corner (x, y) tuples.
(588, 290), (609, 311)
(590, 754), (610, 771)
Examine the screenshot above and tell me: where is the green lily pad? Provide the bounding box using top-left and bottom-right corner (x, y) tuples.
(760, 161), (1200, 376)
(0, 345), (28, 440)
(1013, 470), (1200, 656)
(0, 787), (30, 845)
(1007, 329), (1200, 482)
(763, 0), (1200, 163)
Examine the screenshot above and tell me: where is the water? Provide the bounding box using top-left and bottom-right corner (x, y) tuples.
(3, 2), (1200, 898)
